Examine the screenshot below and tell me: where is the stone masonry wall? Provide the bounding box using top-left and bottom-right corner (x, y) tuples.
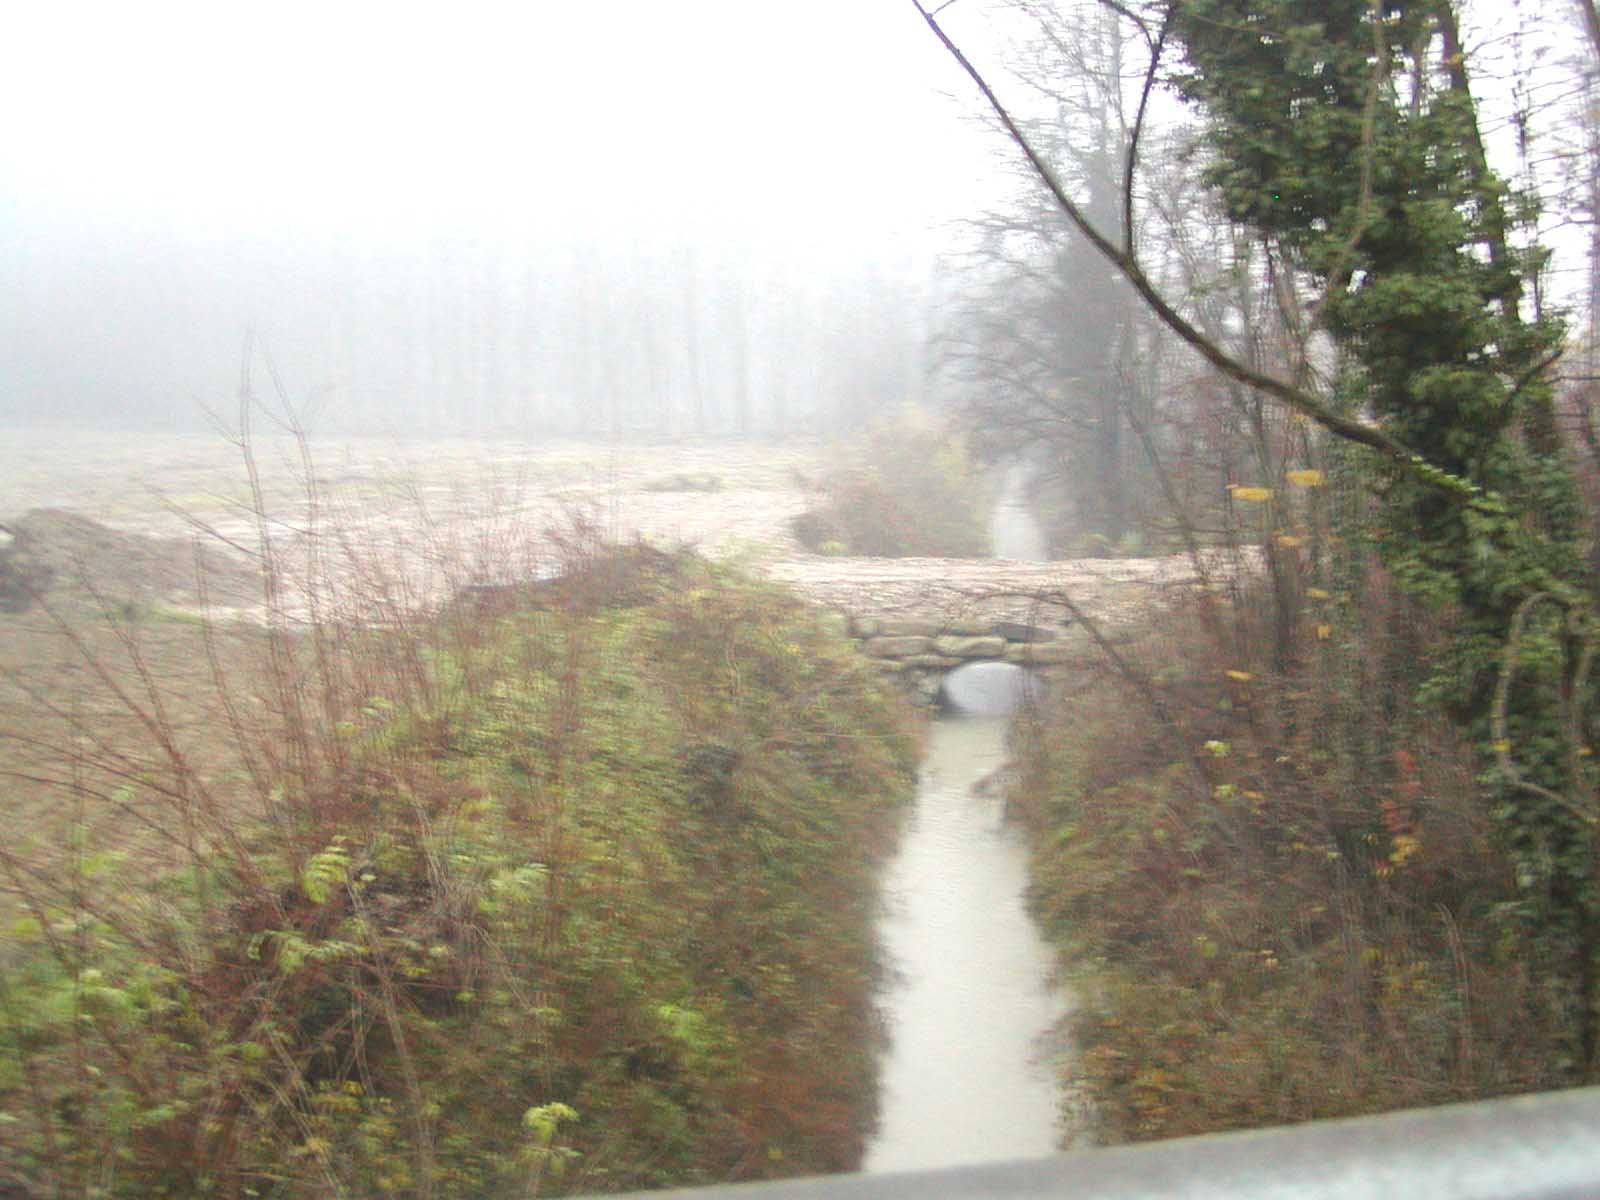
(845, 613), (1094, 707)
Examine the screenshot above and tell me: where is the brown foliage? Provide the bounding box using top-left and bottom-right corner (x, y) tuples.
(1011, 565), (1565, 1142)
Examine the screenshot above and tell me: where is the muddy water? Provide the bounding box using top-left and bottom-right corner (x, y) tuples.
(864, 465), (1065, 1172)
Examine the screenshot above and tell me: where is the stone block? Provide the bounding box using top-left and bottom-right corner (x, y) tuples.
(878, 617), (943, 637)
(944, 618), (999, 637)
(934, 635), (1007, 659)
(849, 614), (883, 638)
(1005, 639), (1083, 665)
(861, 635), (934, 658)
(901, 653), (962, 669)
(992, 620), (1056, 643)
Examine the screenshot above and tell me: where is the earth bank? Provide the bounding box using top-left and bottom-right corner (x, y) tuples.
(0, 539), (920, 1196)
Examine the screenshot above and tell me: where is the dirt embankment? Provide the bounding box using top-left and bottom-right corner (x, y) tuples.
(0, 508), (261, 614)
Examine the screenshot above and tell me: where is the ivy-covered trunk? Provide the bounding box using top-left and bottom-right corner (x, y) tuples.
(1173, 0), (1596, 1079)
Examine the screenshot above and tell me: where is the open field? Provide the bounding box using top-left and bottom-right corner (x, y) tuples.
(0, 430), (834, 899)
(0, 426), (1224, 887)
(0, 427), (824, 586)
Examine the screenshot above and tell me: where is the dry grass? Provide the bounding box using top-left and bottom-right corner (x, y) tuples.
(1009, 566), (1570, 1143)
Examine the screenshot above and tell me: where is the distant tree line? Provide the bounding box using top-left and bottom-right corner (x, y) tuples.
(0, 218), (933, 438)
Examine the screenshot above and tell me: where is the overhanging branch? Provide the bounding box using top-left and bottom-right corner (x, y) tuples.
(909, 0), (1484, 505)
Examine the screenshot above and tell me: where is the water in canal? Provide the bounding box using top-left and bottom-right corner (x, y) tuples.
(863, 464), (1066, 1172)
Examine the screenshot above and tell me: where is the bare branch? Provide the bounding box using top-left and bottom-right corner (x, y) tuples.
(1122, 11), (1170, 258)
(1093, 0), (1156, 46)
(909, 0), (1486, 502)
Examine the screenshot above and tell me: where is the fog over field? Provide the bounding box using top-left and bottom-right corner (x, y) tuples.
(0, 2), (1020, 436)
(0, 0), (1574, 439)
(4, 1), (1600, 1194)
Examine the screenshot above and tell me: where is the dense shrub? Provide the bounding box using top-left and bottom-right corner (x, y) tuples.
(0, 548), (918, 1196)
(790, 413), (987, 558)
(1009, 569), (1568, 1143)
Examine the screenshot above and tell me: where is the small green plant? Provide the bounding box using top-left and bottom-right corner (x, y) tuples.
(521, 1102), (581, 1192)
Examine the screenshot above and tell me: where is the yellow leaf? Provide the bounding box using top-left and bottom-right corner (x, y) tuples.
(1316, 623), (1332, 639)
(1225, 669), (1253, 682)
(1390, 834), (1421, 867)
(1307, 587), (1331, 600)
(1286, 469), (1326, 487)
(1491, 739), (1511, 754)
(1276, 534), (1304, 547)
(1228, 485), (1272, 502)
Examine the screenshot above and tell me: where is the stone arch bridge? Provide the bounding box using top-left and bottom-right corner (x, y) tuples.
(763, 552), (1224, 704)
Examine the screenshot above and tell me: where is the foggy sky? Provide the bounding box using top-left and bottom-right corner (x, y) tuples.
(0, 0), (1581, 434)
(0, 1), (1009, 433)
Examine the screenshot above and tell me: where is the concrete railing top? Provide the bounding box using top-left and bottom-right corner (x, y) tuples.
(617, 1086), (1600, 1200)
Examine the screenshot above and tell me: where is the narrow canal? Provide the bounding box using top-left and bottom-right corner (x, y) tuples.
(863, 465), (1066, 1172)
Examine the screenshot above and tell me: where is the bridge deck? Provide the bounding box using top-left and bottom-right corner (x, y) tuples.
(764, 552), (1232, 633)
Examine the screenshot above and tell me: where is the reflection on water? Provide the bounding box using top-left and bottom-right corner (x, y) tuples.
(863, 715), (1064, 1172)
